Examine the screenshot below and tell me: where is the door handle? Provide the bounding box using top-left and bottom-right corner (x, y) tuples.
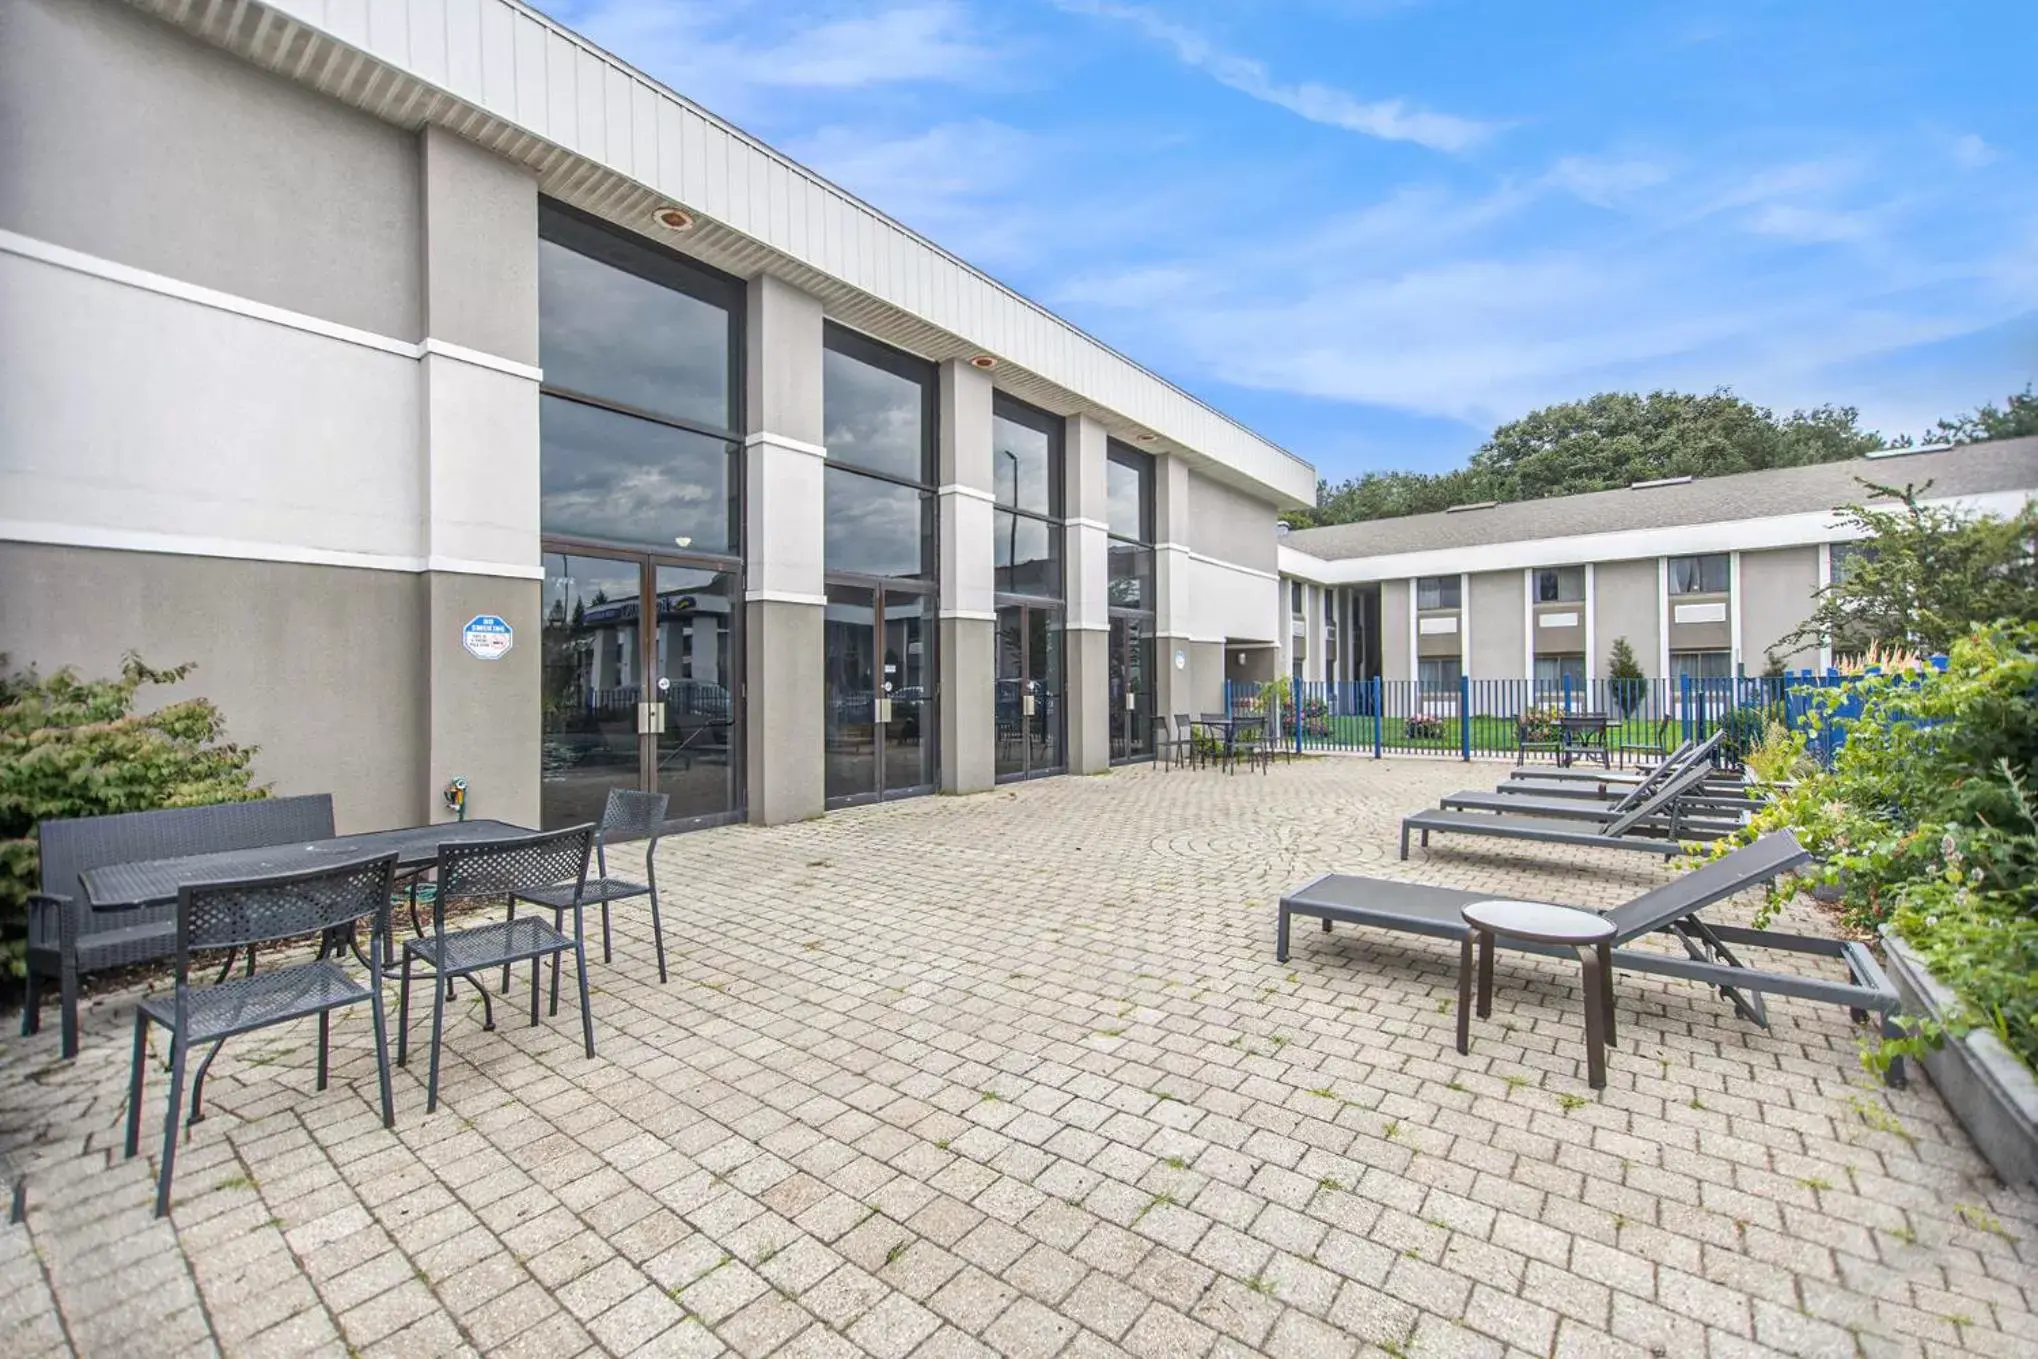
(1124, 692), (1136, 711)
(876, 698), (892, 724)
(1022, 694), (1036, 717)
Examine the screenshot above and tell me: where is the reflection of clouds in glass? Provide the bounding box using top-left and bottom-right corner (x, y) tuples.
(539, 239), (731, 429)
(995, 511), (1061, 598)
(992, 413), (1055, 515)
(1107, 451), (1151, 542)
(541, 397), (734, 552)
(823, 347), (925, 480)
(825, 468), (928, 577)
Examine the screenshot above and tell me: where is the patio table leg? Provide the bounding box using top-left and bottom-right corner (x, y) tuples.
(1576, 945), (1609, 1089)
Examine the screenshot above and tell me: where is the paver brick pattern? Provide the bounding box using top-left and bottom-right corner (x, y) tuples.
(3, 758), (2033, 1358)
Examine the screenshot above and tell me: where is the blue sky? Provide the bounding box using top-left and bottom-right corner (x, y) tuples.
(538, 1), (2038, 484)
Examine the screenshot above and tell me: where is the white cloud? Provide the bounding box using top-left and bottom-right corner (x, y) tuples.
(1053, 0), (1496, 152)
(1543, 154), (1670, 209)
(1951, 133), (1997, 169)
(546, 1), (999, 112)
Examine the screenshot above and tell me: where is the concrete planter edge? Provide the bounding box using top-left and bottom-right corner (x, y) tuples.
(1881, 930), (2038, 1187)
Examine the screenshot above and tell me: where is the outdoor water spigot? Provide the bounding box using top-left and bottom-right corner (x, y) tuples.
(442, 777), (468, 821)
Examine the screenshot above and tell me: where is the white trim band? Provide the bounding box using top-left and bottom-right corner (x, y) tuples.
(938, 609), (998, 621)
(1, 519), (544, 579)
(743, 589), (829, 606)
(1, 228), (541, 381)
(936, 483), (997, 503)
(742, 431), (829, 460)
(1066, 517), (1110, 533)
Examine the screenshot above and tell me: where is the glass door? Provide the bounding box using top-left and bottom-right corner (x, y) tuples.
(650, 562), (740, 828)
(995, 604), (1064, 782)
(542, 550), (743, 831)
(826, 584), (938, 806)
(1110, 615), (1155, 763)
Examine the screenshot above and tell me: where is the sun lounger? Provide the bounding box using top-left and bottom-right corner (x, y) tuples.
(1403, 758), (1723, 858)
(1276, 831), (1907, 1084)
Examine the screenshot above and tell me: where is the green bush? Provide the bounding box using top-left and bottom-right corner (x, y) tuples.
(1, 655), (264, 985)
(1516, 705), (1563, 745)
(1707, 622), (2038, 1072)
(1606, 637), (1646, 717)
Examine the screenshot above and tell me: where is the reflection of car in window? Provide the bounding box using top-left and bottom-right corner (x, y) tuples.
(663, 679), (732, 745)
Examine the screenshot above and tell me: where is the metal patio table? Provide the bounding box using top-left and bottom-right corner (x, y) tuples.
(82, 818), (537, 1123)
(1191, 715), (1250, 772)
(82, 819), (535, 913)
(1556, 712), (1614, 768)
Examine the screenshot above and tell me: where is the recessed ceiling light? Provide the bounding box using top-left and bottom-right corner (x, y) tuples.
(969, 354), (998, 369)
(1135, 433), (1156, 442)
(652, 205), (696, 232)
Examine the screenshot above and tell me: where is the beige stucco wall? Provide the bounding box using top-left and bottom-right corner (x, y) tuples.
(1380, 579), (1412, 680)
(0, 543), (432, 832)
(1467, 571), (1524, 679)
(1740, 545), (1821, 670)
(1185, 472), (1278, 573)
(1594, 558), (1661, 678)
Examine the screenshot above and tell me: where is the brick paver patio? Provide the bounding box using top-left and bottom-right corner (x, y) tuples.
(3, 758), (2033, 1358)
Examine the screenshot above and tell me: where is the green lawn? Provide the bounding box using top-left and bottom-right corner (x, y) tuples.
(1311, 712), (1671, 755)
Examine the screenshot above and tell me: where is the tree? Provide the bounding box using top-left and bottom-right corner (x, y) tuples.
(1924, 385), (2038, 445)
(1307, 388), (1890, 528)
(1, 655), (264, 984)
(1606, 637), (1646, 717)
(1778, 480), (2038, 658)
(1468, 390), (1886, 504)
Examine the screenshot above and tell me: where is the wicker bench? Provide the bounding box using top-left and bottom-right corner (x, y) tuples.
(23, 795), (336, 1058)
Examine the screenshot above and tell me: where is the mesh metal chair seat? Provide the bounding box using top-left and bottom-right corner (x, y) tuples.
(125, 852), (397, 1216)
(137, 961), (368, 1043)
(407, 918), (574, 975)
(504, 790), (669, 985)
(400, 825), (595, 1114)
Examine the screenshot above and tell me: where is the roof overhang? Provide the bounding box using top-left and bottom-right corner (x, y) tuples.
(126, 0), (1316, 509)
(1278, 488), (2035, 585)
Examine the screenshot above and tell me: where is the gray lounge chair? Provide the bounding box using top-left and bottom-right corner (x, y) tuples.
(1443, 734), (1741, 826)
(1277, 831), (1907, 1084)
(25, 795), (338, 1058)
(1402, 757), (1723, 859)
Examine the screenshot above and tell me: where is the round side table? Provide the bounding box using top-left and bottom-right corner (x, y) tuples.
(1457, 900), (1619, 1089)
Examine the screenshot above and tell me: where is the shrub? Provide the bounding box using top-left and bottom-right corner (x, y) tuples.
(1404, 713), (1445, 741)
(1606, 637), (1646, 717)
(1516, 706), (1563, 745)
(1705, 622), (2038, 1072)
(1, 655), (264, 985)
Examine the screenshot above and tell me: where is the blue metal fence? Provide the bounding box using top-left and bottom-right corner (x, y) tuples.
(1225, 670), (1856, 766)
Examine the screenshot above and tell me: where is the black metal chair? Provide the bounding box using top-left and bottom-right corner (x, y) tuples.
(504, 790), (670, 987)
(1152, 716), (1190, 770)
(399, 826), (594, 1114)
(125, 852), (398, 1217)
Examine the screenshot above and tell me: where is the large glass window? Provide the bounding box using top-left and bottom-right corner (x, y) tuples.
(991, 395), (1064, 600)
(1417, 575), (1462, 610)
(1829, 542), (1873, 583)
(1107, 446), (1154, 542)
(1669, 554), (1730, 594)
(1671, 650), (1733, 683)
(1534, 654), (1586, 689)
(1418, 657), (1463, 690)
(1534, 567), (1585, 603)
(540, 397), (736, 554)
(825, 469), (933, 579)
(538, 202), (742, 553)
(824, 330), (932, 482)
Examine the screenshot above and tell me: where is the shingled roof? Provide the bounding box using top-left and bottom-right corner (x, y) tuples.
(1284, 437), (2038, 562)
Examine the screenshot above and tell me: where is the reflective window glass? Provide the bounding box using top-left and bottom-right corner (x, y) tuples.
(1108, 542), (1153, 610)
(1417, 575), (1462, 610)
(992, 398), (1060, 517)
(1107, 446), (1154, 543)
(1669, 554), (1730, 594)
(540, 396), (736, 553)
(537, 219), (735, 431)
(1535, 567), (1585, 603)
(995, 512), (1063, 599)
(825, 468), (932, 578)
(824, 331), (931, 482)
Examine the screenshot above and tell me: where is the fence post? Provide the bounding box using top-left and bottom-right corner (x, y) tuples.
(1561, 672), (1572, 714)
(1459, 674), (1472, 761)
(1679, 673), (1692, 746)
(1371, 676), (1383, 759)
